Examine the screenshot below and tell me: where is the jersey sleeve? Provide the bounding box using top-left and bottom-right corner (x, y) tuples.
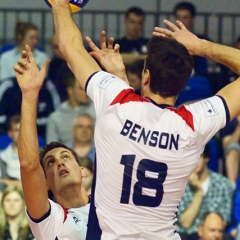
(185, 95), (230, 146)
(86, 71), (132, 118)
(26, 199), (67, 240)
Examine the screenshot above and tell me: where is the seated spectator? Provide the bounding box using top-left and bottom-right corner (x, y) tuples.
(0, 21), (48, 81)
(126, 59), (144, 96)
(0, 115), (22, 189)
(46, 72), (95, 146)
(228, 175), (240, 238)
(173, 1), (209, 76)
(114, 6), (149, 65)
(177, 143), (234, 238)
(220, 115), (240, 186)
(47, 33), (71, 102)
(71, 113), (95, 163)
(79, 157), (94, 195)
(197, 212), (234, 240)
(0, 77), (60, 139)
(0, 185), (35, 240)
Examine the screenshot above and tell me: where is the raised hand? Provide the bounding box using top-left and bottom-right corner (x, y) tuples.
(13, 45), (51, 93)
(86, 31), (128, 83)
(153, 20), (202, 56)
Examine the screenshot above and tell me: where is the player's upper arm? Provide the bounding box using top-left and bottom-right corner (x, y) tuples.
(216, 77), (240, 121)
(59, 37), (101, 90)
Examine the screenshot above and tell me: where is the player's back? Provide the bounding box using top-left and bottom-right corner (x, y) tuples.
(86, 71), (228, 240)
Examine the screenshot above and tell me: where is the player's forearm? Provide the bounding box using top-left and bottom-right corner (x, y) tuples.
(18, 92), (39, 169)
(51, 0), (84, 57)
(199, 40), (240, 75)
(179, 190), (204, 229)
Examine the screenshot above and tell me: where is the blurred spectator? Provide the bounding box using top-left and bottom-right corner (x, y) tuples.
(126, 59), (144, 95)
(177, 143), (234, 238)
(114, 6), (149, 65)
(47, 33), (71, 102)
(173, 1), (209, 75)
(0, 21), (48, 81)
(0, 185), (35, 240)
(71, 113), (95, 163)
(79, 157), (94, 195)
(0, 77), (60, 139)
(220, 115), (240, 185)
(46, 72), (95, 146)
(197, 212), (234, 240)
(0, 115), (22, 190)
(228, 175), (240, 238)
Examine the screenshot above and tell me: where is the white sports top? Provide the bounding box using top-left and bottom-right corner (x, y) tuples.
(85, 71), (228, 240)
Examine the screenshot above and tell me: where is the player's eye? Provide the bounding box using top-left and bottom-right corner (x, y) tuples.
(47, 159), (55, 166)
(63, 155), (70, 160)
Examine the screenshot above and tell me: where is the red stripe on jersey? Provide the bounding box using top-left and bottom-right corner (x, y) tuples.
(110, 89), (150, 105)
(167, 105), (194, 131)
(59, 204), (68, 223)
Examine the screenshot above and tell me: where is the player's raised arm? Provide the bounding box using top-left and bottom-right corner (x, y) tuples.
(154, 19), (240, 121)
(51, 0), (101, 90)
(13, 45), (51, 219)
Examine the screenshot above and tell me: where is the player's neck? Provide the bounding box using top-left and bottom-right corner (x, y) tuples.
(144, 93), (176, 106)
(56, 186), (89, 208)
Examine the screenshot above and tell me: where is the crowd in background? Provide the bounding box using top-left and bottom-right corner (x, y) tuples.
(0, 1), (240, 240)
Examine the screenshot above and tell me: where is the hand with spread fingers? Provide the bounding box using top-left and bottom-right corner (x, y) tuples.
(13, 44), (51, 93)
(153, 19), (202, 56)
(86, 31), (128, 83)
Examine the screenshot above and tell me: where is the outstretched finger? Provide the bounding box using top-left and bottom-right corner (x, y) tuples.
(100, 31), (107, 49)
(113, 43), (120, 53)
(86, 36), (100, 52)
(163, 19), (180, 32)
(176, 20), (187, 30)
(25, 45), (35, 63)
(108, 37), (114, 50)
(13, 64), (24, 75)
(152, 31), (168, 38)
(154, 27), (173, 38)
(17, 59), (28, 70)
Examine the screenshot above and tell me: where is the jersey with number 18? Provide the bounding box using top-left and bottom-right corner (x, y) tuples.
(86, 71), (229, 240)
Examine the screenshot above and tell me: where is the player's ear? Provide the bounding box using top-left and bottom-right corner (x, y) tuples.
(80, 166), (86, 177)
(142, 69), (150, 86)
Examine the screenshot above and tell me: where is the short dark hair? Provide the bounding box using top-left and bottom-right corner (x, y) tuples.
(199, 211), (224, 226)
(7, 114), (21, 131)
(125, 6), (145, 18)
(145, 36), (193, 98)
(173, 1), (196, 18)
(39, 142), (80, 174)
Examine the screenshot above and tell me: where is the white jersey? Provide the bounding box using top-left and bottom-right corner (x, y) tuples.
(27, 199), (89, 240)
(86, 71), (229, 240)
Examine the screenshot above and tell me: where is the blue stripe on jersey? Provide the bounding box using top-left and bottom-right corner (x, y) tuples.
(216, 95), (230, 124)
(86, 154), (102, 240)
(85, 71), (99, 92)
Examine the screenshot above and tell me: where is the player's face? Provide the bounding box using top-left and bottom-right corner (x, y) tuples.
(175, 9), (194, 31)
(198, 215), (224, 240)
(7, 122), (20, 144)
(72, 116), (94, 144)
(2, 191), (24, 218)
(22, 29), (39, 50)
(43, 147), (83, 194)
(125, 13), (144, 40)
